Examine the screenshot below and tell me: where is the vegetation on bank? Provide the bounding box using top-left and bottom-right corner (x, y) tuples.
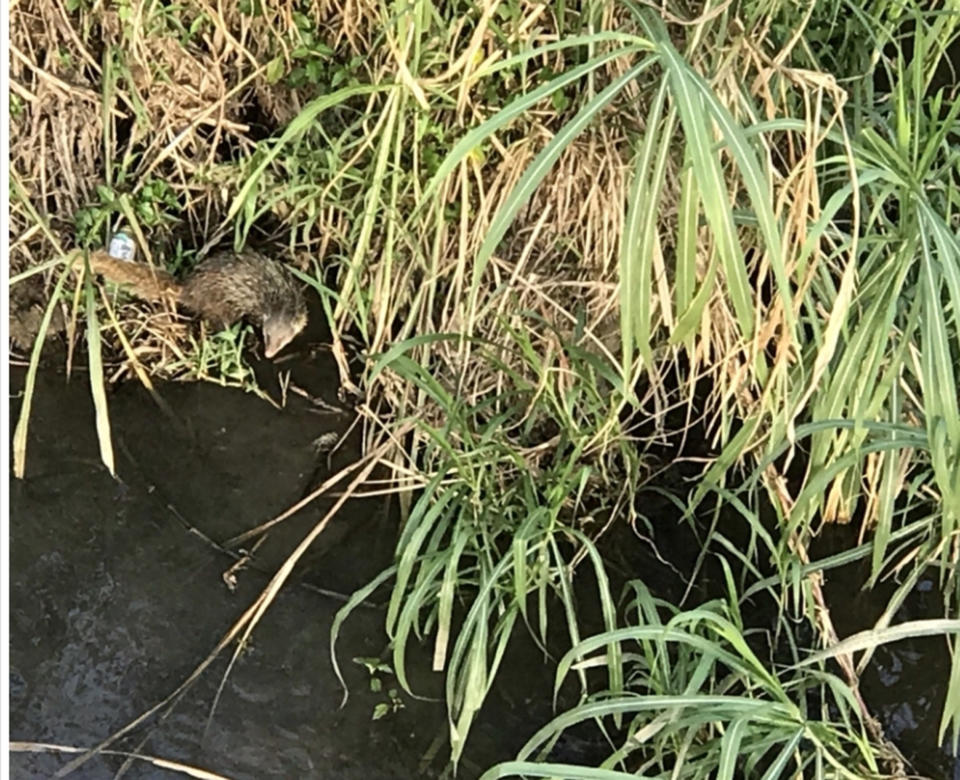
(9, 0), (960, 776)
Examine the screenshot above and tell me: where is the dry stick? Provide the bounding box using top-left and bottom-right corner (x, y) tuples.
(12, 742), (231, 780)
(222, 443), (378, 549)
(96, 285), (181, 425)
(54, 432), (406, 778)
(203, 438), (398, 743)
(53, 0), (102, 75)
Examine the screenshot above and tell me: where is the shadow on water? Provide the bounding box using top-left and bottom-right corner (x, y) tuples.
(8, 352), (959, 779)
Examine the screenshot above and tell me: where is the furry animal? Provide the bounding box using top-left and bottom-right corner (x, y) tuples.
(88, 249), (307, 358)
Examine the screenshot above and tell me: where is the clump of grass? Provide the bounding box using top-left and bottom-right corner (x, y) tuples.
(481, 577), (959, 779)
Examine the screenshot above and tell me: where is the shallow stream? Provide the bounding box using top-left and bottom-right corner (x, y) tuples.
(8, 358), (959, 779)
(9, 357), (455, 778)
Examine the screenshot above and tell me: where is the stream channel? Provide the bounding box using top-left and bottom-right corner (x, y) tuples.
(8, 350), (960, 779)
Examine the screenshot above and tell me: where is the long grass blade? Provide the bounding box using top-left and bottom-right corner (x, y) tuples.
(83, 256), (115, 476)
(12, 255), (79, 479)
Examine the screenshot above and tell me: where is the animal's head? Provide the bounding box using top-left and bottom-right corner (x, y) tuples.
(262, 300), (308, 359)
(256, 257), (310, 359)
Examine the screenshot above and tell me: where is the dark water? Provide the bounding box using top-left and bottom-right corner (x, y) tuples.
(815, 526), (960, 780)
(8, 359), (958, 779)
(8, 359), (455, 779)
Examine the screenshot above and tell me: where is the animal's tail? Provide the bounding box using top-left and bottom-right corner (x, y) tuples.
(87, 251), (182, 303)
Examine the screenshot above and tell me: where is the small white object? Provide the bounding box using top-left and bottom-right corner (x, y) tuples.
(108, 232), (136, 261)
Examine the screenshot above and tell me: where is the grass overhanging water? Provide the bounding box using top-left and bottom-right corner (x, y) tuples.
(8, 0), (960, 776)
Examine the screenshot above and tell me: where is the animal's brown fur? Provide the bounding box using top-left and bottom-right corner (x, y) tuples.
(88, 250), (307, 358)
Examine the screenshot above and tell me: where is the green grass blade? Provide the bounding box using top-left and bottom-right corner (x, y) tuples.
(225, 83), (389, 233)
(939, 637), (960, 752)
(718, 717), (748, 780)
(419, 47), (650, 210)
(480, 763), (638, 780)
(330, 565), (398, 705)
(794, 619), (960, 668)
(652, 26), (753, 342)
(620, 80), (671, 373)
(12, 256), (78, 479)
(83, 256), (115, 476)
(468, 59), (655, 329)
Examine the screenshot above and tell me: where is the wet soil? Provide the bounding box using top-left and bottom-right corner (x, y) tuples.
(8, 276), (67, 352)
